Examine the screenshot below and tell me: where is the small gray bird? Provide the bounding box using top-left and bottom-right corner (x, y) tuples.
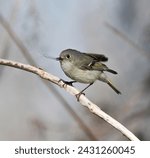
(56, 49), (121, 98)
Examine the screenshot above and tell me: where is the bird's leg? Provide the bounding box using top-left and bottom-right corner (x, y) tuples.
(76, 83), (93, 101)
(58, 79), (76, 86)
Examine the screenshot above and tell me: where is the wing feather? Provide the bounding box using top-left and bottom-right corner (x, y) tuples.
(83, 53), (108, 62)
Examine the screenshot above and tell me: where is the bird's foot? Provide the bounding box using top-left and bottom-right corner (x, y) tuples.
(63, 81), (76, 86)
(58, 79), (76, 87)
(75, 92), (85, 101)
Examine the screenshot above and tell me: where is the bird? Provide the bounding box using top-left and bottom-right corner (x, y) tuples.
(56, 49), (121, 99)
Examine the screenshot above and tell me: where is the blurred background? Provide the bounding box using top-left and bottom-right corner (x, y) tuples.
(0, 0), (150, 140)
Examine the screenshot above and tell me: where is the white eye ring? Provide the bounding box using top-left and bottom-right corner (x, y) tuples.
(66, 54), (70, 59)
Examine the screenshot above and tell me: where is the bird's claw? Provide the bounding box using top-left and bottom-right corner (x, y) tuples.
(58, 79), (75, 87)
(75, 92), (85, 101)
(63, 81), (74, 86)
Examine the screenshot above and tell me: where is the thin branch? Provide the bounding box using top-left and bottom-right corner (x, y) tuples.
(0, 58), (140, 141)
(0, 14), (97, 140)
(0, 0), (21, 74)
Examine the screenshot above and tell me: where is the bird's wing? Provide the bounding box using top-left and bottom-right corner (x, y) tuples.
(79, 58), (118, 74)
(73, 52), (117, 74)
(80, 60), (107, 71)
(83, 53), (108, 62)
(91, 62), (118, 74)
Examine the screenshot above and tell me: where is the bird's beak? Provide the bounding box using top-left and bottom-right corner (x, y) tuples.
(43, 53), (63, 61)
(56, 57), (62, 61)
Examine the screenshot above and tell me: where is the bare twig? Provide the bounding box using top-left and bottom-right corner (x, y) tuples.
(0, 14), (97, 140)
(0, 0), (21, 73)
(0, 58), (140, 141)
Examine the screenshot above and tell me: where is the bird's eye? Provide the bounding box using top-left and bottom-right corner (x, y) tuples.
(66, 54), (70, 59)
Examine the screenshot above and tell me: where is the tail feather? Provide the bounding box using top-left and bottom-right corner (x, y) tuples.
(107, 80), (121, 94)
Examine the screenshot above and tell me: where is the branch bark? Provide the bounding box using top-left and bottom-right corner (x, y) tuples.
(0, 58), (140, 141)
(0, 14), (98, 141)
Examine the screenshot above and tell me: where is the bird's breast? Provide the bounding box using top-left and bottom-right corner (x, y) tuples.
(61, 61), (101, 83)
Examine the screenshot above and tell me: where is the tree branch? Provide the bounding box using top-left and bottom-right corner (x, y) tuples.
(0, 58), (140, 141)
(0, 14), (97, 140)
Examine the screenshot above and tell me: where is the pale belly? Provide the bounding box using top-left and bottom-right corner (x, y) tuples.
(61, 62), (101, 83)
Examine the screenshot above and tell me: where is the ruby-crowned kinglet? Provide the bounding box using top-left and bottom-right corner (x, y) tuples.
(55, 49), (121, 97)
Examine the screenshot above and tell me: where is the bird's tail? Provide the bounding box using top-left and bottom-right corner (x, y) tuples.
(107, 79), (121, 94)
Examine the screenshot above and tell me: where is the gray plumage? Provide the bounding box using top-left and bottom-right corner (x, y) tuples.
(57, 49), (121, 94)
